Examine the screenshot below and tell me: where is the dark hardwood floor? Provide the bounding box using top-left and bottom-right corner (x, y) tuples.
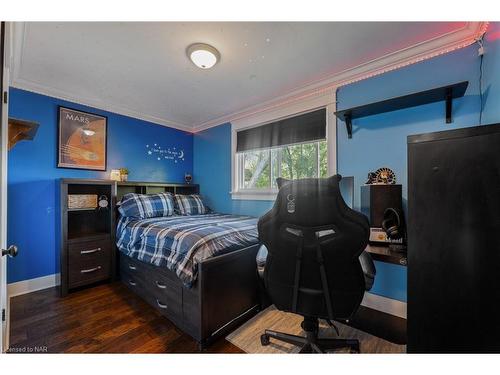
(8, 282), (243, 353)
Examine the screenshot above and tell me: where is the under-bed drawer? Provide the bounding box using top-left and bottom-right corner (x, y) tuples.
(121, 256), (149, 275)
(121, 256), (180, 284)
(120, 256), (183, 321)
(140, 283), (182, 321)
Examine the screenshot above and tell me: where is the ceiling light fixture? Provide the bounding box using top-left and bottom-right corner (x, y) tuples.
(187, 43), (220, 69)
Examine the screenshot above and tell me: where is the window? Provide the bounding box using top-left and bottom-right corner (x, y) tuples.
(238, 140), (328, 191)
(234, 108), (328, 195)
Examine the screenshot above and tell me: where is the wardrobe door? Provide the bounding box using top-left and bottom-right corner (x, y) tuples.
(407, 125), (500, 353)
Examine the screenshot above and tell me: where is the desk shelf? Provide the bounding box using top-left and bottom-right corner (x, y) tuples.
(365, 245), (407, 266)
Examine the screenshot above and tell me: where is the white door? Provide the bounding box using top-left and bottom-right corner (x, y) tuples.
(1, 21), (15, 353)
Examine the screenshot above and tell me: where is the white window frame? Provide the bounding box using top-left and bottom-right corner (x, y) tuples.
(236, 140), (326, 193)
(231, 91), (337, 201)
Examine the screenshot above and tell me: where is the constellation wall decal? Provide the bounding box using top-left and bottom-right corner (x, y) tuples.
(146, 143), (185, 163)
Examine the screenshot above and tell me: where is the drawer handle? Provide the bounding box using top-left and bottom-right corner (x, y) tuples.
(128, 264), (137, 270)
(80, 247), (101, 255)
(155, 281), (166, 289)
(80, 266), (101, 274)
(129, 280), (137, 286)
(156, 299), (167, 309)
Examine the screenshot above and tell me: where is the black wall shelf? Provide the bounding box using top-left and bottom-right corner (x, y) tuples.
(335, 81), (469, 138)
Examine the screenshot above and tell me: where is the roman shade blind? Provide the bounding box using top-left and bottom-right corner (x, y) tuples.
(236, 108), (326, 152)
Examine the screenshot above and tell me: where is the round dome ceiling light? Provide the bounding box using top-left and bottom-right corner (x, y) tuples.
(187, 43), (220, 69)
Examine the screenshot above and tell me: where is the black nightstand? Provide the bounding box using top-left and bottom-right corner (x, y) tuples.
(59, 179), (116, 296)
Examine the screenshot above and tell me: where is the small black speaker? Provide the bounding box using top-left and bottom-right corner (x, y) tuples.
(361, 184), (403, 244)
(361, 185), (402, 226)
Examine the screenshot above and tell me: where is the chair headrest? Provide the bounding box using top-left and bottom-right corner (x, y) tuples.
(269, 175), (348, 228)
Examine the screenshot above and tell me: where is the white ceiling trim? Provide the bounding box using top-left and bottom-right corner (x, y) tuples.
(193, 21), (488, 132)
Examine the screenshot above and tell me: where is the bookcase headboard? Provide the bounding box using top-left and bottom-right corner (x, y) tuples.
(116, 181), (199, 202)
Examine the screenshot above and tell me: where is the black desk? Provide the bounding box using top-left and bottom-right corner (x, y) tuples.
(365, 245), (407, 266)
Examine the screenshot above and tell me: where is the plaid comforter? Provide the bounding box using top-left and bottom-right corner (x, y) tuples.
(116, 214), (259, 286)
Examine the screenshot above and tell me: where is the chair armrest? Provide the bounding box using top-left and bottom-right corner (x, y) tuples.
(359, 250), (376, 291)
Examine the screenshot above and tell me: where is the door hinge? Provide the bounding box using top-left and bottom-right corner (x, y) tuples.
(3, 91), (7, 104)
(1, 308), (5, 322)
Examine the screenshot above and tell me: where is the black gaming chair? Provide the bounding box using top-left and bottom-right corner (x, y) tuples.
(258, 175), (374, 353)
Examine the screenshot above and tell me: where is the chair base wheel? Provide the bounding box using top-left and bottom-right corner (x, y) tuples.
(261, 321), (361, 353)
(260, 334), (270, 346)
(347, 343), (360, 353)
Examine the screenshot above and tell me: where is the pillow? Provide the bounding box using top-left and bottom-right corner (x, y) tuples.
(118, 192), (175, 219)
(174, 194), (210, 215)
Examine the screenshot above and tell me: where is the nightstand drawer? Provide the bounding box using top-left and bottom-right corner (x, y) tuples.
(68, 239), (110, 264)
(68, 239), (111, 288)
(60, 180), (115, 296)
(68, 257), (110, 288)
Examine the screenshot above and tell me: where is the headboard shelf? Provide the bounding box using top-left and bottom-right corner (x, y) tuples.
(117, 181), (196, 187)
(116, 181), (199, 201)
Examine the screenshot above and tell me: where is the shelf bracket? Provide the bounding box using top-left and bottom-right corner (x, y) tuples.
(445, 87), (452, 124)
(345, 113), (352, 139)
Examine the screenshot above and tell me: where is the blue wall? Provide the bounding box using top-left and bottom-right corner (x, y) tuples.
(193, 123), (274, 216)
(9, 24), (500, 293)
(337, 45), (481, 214)
(8, 88), (193, 283)
(335, 27), (500, 302)
(194, 25), (500, 303)
(483, 22), (500, 124)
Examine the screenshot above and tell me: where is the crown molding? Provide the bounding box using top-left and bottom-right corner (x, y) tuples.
(10, 22), (489, 134)
(10, 77), (194, 132)
(193, 21), (489, 132)
(10, 22), (193, 133)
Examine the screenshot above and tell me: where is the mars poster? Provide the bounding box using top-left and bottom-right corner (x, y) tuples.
(58, 107), (107, 171)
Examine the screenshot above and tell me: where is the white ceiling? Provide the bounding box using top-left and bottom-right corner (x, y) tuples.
(11, 22), (482, 131)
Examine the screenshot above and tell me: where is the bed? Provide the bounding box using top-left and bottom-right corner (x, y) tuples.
(115, 184), (261, 348)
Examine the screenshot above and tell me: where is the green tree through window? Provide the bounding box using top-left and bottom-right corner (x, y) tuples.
(240, 140), (327, 190)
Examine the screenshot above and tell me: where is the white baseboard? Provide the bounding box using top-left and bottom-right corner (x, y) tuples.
(7, 273), (60, 298)
(361, 292), (407, 319)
